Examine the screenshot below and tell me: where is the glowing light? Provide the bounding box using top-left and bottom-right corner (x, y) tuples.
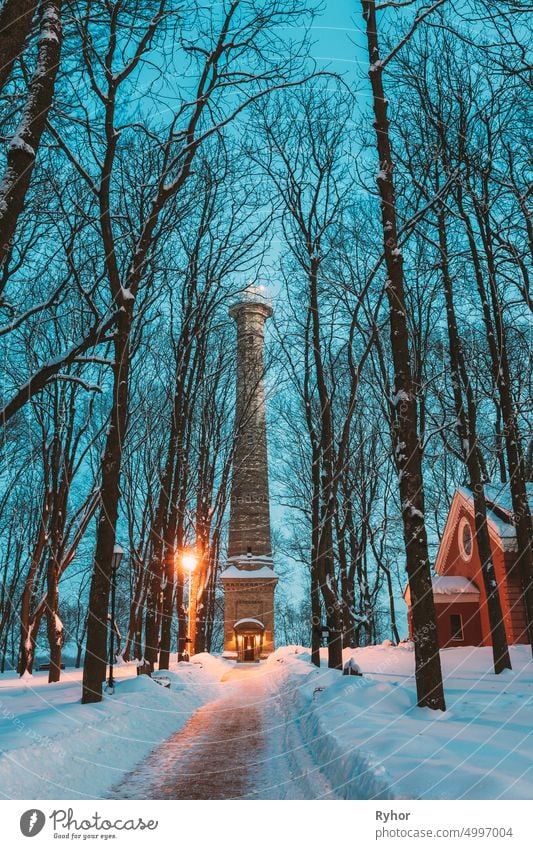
(181, 552), (197, 573)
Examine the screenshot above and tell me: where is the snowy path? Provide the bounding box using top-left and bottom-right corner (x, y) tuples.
(110, 663), (338, 800)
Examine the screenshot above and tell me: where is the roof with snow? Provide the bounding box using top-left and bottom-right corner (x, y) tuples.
(484, 482), (533, 516)
(230, 284), (272, 309)
(226, 554), (274, 564)
(431, 576), (480, 596)
(403, 575), (480, 602)
(220, 565), (277, 581)
(456, 484), (533, 542)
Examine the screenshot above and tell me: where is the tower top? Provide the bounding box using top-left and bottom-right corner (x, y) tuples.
(229, 283), (272, 316)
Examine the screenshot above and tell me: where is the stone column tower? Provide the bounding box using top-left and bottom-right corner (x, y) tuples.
(221, 290), (278, 658)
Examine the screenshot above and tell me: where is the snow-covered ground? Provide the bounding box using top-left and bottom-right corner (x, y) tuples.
(0, 654), (226, 799)
(1, 645), (532, 800)
(273, 644), (533, 799)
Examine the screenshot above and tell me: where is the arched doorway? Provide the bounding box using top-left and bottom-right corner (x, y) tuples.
(233, 618), (264, 662)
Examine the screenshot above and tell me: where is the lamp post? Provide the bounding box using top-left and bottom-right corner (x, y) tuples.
(107, 544), (123, 693)
(181, 550), (197, 661)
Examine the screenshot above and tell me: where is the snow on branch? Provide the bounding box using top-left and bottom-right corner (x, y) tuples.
(51, 375), (103, 392)
(0, 310), (119, 424)
(0, 279), (66, 337)
(377, 0), (422, 8)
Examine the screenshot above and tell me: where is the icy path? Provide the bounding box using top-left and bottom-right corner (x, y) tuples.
(110, 663), (338, 800)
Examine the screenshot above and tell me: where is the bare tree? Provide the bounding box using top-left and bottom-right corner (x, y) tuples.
(359, 0), (446, 709)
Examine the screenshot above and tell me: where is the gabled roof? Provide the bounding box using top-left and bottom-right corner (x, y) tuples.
(434, 486), (525, 576)
(456, 487), (516, 540)
(483, 482), (533, 518)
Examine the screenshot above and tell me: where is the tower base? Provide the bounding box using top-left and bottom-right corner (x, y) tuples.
(221, 565), (278, 657)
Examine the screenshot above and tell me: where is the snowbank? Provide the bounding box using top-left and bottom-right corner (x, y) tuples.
(0, 653), (227, 799)
(2, 645), (532, 800)
(266, 644), (533, 800)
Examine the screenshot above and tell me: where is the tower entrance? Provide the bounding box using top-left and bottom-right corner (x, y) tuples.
(234, 619), (264, 662)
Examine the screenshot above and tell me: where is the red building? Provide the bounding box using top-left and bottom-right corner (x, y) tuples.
(404, 485), (532, 649)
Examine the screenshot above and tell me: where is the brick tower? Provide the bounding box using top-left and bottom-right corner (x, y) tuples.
(221, 289), (278, 660)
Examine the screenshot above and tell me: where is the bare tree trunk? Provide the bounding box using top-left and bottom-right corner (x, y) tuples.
(526, 439), (533, 483)
(494, 405), (507, 483)
(204, 541), (220, 653)
(82, 313), (131, 702)
(336, 508), (356, 649)
(305, 329), (323, 669)
(360, 0), (445, 709)
(45, 562), (63, 683)
(171, 493), (188, 662)
(384, 566), (400, 644)
(75, 621), (86, 668)
(143, 366), (188, 669)
(0, 0), (38, 93)
(45, 476), (68, 684)
(18, 491), (51, 675)
(157, 541), (175, 670)
(121, 558), (145, 663)
(144, 506), (173, 670)
(0, 0), (62, 270)
(159, 415), (197, 668)
(307, 258), (343, 669)
(192, 384), (217, 655)
(157, 382), (195, 666)
(156, 449), (188, 670)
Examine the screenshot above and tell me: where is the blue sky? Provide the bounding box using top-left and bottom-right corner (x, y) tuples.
(309, 0), (363, 78)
